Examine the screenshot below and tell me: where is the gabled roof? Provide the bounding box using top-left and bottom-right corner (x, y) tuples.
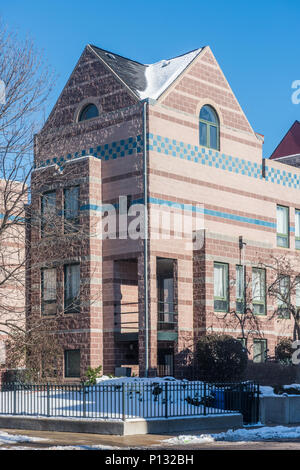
(88, 44), (203, 100)
(270, 120), (300, 159)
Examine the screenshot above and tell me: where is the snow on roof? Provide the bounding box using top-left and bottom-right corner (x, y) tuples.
(89, 45), (203, 100)
(138, 48), (202, 100)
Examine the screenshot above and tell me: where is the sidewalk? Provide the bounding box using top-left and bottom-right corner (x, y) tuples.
(0, 426), (234, 449)
(2, 425), (300, 450)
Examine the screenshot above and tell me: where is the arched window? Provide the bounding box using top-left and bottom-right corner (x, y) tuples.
(199, 105), (219, 150)
(78, 103), (99, 122)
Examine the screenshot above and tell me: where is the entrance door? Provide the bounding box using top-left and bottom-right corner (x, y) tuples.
(158, 348), (174, 376)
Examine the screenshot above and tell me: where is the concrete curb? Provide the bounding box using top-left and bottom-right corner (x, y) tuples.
(260, 396), (300, 425)
(0, 413), (243, 436)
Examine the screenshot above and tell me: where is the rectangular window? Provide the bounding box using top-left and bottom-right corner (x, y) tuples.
(41, 268), (57, 315)
(64, 349), (80, 378)
(296, 210), (300, 250)
(296, 276), (300, 308)
(64, 264), (80, 313)
(157, 258), (176, 331)
(277, 205), (289, 248)
(238, 337), (247, 350)
(236, 265), (245, 313)
(64, 186), (79, 232)
(41, 354), (58, 379)
(214, 262), (229, 312)
(199, 122), (207, 147)
(41, 191), (56, 236)
(277, 275), (290, 319)
(252, 268), (266, 315)
(210, 125), (218, 150)
(253, 339), (267, 363)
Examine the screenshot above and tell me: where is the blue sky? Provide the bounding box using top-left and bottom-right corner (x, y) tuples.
(1, 0), (299, 158)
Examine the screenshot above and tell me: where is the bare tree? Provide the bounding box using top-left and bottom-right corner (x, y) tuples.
(259, 254), (300, 342)
(211, 267), (265, 356)
(0, 21), (60, 376)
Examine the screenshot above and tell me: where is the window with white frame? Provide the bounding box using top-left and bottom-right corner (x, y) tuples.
(252, 268), (266, 315)
(236, 265), (245, 313)
(277, 205), (289, 248)
(296, 276), (300, 308)
(253, 339), (267, 363)
(214, 262), (228, 312)
(295, 209), (300, 250)
(277, 275), (290, 318)
(0, 340), (6, 366)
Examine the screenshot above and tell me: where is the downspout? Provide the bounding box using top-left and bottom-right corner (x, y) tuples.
(143, 100), (149, 377)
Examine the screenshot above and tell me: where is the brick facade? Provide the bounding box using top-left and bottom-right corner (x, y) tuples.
(26, 44), (300, 381)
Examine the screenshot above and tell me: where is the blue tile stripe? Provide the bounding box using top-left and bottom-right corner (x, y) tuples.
(148, 197), (276, 229)
(35, 132), (300, 190)
(148, 134), (262, 179)
(0, 213), (25, 222)
(80, 197), (276, 230)
(36, 135), (143, 169)
(148, 133), (300, 189)
(264, 166), (300, 188)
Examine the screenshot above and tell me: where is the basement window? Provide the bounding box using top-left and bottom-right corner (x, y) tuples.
(64, 349), (80, 378)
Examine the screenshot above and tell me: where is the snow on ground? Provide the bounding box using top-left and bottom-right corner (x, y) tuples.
(0, 444), (120, 450)
(0, 430), (48, 445)
(259, 386), (277, 396)
(96, 375), (184, 384)
(259, 384), (300, 396)
(0, 430), (120, 450)
(0, 376), (228, 419)
(165, 425), (300, 445)
(283, 384), (300, 392)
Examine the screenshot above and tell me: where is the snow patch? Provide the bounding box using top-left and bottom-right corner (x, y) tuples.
(138, 49), (202, 100)
(0, 430), (48, 445)
(165, 425), (300, 444)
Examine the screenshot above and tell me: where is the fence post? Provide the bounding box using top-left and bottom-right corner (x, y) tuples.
(203, 382), (206, 416)
(13, 384), (17, 415)
(255, 383), (260, 423)
(83, 384), (86, 418)
(165, 382), (168, 419)
(122, 383), (126, 421)
(238, 383), (242, 416)
(47, 383), (50, 417)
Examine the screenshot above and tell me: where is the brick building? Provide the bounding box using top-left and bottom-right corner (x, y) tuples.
(0, 180), (26, 381)
(27, 44), (300, 380)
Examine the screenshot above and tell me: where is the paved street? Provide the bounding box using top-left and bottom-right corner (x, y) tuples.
(2, 427), (300, 450)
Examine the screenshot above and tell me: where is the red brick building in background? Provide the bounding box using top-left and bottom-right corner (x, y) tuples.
(26, 44), (300, 381)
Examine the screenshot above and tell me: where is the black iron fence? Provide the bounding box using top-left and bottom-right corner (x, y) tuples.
(0, 380), (259, 424)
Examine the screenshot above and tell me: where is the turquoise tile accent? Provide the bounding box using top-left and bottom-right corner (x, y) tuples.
(80, 196), (274, 231)
(35, 132), (300, 192)
(147, 197), (276, 229)
(36, 135), (144, 168)
(149, 134), (263, 180)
